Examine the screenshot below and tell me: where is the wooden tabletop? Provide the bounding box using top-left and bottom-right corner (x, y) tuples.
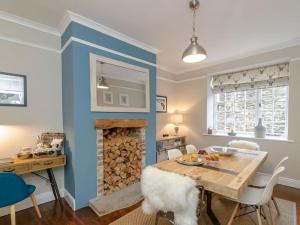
(154, 148), (268, 200)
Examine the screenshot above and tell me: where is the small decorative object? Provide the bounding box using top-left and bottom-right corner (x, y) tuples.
(0, 72), (27, 106)
(255, 118), (266, 138)
(162, 134), (169, 138)
(156, 95), (167, 113)
(103, 91), (113, 104)
(171, 111), (183, 136)
(17, 147), (33, 159)
(228, 129), (237, 136)
(33, 133), (65, 158)
(207, 127), (213, 134)
(119, 93), (129, 106)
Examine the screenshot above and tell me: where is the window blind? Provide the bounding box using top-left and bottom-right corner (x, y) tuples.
(211, 63), (289, 93)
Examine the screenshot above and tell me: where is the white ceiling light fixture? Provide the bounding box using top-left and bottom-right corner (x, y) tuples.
(182, 0), (207, 63)
(97, 62), (109, 89)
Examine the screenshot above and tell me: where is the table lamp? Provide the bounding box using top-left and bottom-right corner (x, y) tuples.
(171, 112), (183, 136)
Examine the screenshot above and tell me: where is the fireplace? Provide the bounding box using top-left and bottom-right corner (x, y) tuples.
(90, 119), (148, 216)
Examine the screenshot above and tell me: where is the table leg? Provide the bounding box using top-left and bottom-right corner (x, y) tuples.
(206, 191), (221, 225)
(47, 168), (63, 208)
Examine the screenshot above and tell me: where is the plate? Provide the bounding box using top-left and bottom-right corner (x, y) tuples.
(176, 157), (204, 166)
(210, 146), (237, 156)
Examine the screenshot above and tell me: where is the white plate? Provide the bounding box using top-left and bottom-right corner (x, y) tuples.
(210, 146), (237, 156)
(176, 157), (204, 166)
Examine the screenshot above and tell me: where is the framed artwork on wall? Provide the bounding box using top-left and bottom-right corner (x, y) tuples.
(119, 93), (129, 106)
(0, 72), (27, 107)
(103, 91), (113, 104)
(156, 95), (167, 113)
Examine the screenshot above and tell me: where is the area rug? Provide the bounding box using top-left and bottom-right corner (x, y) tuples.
(109, 198), (296, 225)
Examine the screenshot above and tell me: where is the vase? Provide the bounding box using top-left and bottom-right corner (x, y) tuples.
(255, 118), (266, 138)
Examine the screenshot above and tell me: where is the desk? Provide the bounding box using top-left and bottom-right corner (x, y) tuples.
(0, 155), (66, 207)
(154, 148), (268, 225)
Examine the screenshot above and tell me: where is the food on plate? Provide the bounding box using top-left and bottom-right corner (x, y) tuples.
(205, 153), (220, 161)
(198, 149), (208, 155)
(182, 153), (199, 162)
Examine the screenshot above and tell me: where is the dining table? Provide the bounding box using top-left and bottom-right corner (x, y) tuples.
(153, 147), (268, 225)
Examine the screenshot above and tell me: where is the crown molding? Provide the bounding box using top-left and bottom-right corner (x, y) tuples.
(0, 10), (60, 36)
(59, 11), (159, 55)
(174, 38), (300, 75)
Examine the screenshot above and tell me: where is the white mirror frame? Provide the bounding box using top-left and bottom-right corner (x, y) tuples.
(90, 53), (150, 112)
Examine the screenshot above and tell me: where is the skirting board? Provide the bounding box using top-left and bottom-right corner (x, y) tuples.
(0, 188), (65, 217)
(64, 189), (76, 211)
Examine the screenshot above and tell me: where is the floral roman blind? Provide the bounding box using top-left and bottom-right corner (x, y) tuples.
(211, 63), (289, 93)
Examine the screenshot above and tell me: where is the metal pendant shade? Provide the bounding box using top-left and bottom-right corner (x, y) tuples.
(97, 76), (109, 89)
(97, 62), (109, 89)
(182, 0), (207, 63)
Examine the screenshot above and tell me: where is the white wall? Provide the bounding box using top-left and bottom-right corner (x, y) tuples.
(156, 70), (178, 138)
(157, 46), (300, 186)
(0, 20), (63, 215)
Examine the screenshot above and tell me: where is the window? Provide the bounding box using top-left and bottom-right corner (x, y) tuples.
(211, 62), (289, 138)
(214, 86), (288, 137)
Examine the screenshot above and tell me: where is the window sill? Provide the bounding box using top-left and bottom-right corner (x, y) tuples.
(202, 133), (294, 143)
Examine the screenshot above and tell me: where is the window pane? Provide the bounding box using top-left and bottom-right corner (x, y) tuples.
(214, 86), (288, 137)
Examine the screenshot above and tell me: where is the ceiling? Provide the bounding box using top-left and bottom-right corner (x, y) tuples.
(1, 0), (300, 74)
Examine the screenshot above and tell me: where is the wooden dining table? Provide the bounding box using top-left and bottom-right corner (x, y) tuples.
(154, 147), (268, 225)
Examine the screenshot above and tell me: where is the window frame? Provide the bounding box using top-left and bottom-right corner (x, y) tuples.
(212, 86), (289, 138)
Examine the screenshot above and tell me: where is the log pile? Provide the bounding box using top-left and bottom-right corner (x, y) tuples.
(103, 128), (144, 195)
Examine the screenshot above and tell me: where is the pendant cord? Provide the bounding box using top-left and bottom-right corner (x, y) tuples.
(192, 8), (196, 36)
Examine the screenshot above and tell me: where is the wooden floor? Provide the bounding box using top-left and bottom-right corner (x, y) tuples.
(0, 184), (299, 225)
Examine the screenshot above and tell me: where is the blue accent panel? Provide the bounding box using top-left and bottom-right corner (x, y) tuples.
(61, 22), (156, 64)
(61, 23), (156, 209)
(62, 44), (76, 198)
(72, 42), (156, 209)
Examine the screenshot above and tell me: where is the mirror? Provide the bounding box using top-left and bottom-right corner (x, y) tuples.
(0, 72), (27, 106)
(90, 54), (150, 112)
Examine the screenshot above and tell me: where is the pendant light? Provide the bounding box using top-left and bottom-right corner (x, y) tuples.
(182, 0), (207, 63)
(97, 62), (109, 89)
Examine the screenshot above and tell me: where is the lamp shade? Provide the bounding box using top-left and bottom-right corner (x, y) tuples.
(171, 113), (183, 125)
(182, 36), (207, 63)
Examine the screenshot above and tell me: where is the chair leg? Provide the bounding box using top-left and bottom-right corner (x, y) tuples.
(256, 206), (263, 225)
(30, 194), (42, 218)
(262, 205), (271, 225)
(10, 205), (16, 225)
(155, 212), (159, 225)
(227, 203), (240, 225)
(268, 202), (275, 225)
(272, 196), (280, 216)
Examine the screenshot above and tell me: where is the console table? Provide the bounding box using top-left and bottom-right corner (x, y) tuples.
(0, 155), (66, 207)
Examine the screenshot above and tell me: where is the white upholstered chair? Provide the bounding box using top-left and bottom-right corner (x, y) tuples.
(167, 149), (183, 160)
(228, 140), (260, 151)
(186, 144), (197, 154)
(227, 166), (285, 225)
(249, 156), (288, 215)
(141, 166), (199, 225)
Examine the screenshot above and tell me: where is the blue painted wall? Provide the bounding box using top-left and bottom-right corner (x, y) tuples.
(62, 22), (157, 209)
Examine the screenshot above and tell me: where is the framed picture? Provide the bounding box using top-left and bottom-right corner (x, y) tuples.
(156, 95), (167, 113)
(103, 91), (113, 104)
(119, 93), (129, 106)
(0, 72), (27, 106)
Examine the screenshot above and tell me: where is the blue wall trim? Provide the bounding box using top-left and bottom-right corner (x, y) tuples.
(62, 24), (157, 209)
(61, 22), (156, 64)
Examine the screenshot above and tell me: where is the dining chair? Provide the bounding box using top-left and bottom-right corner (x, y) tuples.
(186, 144), (197, 154)
(141, 166), (199, 225)
(167, 149), (183, 160)
(249, 156), (288, 215)
(227, 166), (285, 225)
(228, 140), (260, 151)
(0, 173), (42, 225)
